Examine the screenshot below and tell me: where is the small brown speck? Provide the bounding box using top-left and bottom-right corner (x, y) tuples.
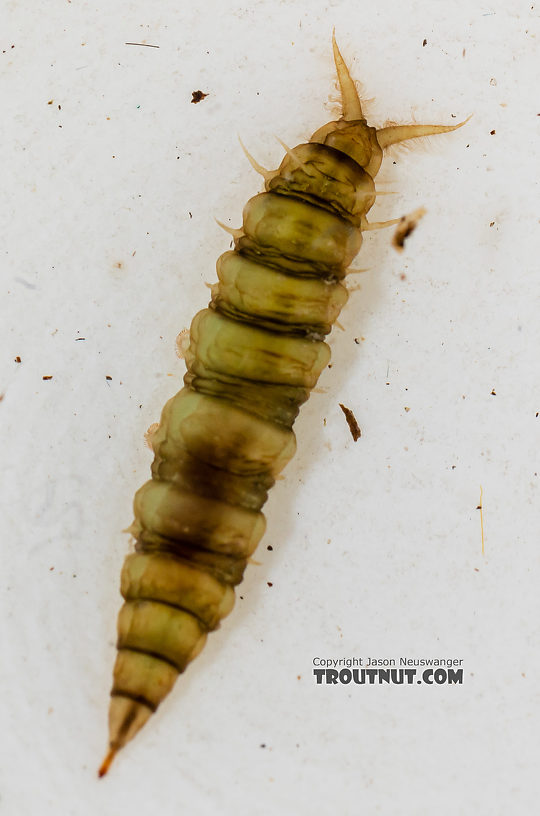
(392, 207), (426, 252)
(191, 90), (208, 104)
(267, 582), (273, 587)
(47, 99), (53, 105)
(267, 545), (273, 551)
(422, 38), (427, 46)
(14, 356), (21, 363)
(106, 375), (112, 381)
(260, 744), (266, 749)
(42, 375), (53, 380)
(354, 337), (360, 344)
(49, 566), (54, 571)
(404, 406), (410, 412)
(339, 403), (361, 441)
(489, 221), (495, 227)
(491, 389), (496, 395)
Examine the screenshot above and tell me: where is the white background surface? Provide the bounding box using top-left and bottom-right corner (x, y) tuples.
(2, 1), (539, 813)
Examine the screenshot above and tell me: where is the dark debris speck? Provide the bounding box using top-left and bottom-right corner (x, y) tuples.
(339, 403), (361, 441)
(191, 90), (209, 104)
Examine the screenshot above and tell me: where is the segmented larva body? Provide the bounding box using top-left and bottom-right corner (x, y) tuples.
(100, 38), (466, 775)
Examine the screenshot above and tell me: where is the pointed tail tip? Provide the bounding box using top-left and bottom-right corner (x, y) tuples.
(98, 746), (117, 778)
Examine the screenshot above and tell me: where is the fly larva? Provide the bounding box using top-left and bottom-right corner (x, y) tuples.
(99, 36), (468, 776)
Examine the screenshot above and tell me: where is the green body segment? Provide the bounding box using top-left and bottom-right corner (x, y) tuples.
(238, 192), (363, 276)
(107, 106), (382, 757)
(120, 552), (235, 628)
(214, 250), (349, 335)
(186, 308), (331, 388)
(266, 142), (376, 223)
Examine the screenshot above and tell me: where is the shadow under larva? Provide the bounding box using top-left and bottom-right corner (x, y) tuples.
(99, 35), (468, 777)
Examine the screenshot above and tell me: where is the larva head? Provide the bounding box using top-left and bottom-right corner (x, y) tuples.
(310, 119), (383, 178)
(326, 36), (470, 174)
(315, 35), (383, 177)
